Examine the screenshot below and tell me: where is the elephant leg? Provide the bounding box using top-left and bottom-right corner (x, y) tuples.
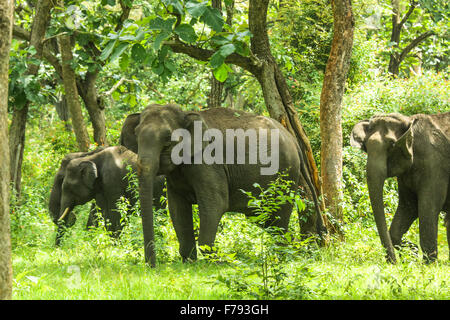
(86, 202), (99, 230)
(417, 183), (446, 263)
(197, 206), (225, 255)
(167, 188), (196, 262)
(264, 202), (292, 232)
(389, 183), (418, 251)
(196, 195), (228, 256)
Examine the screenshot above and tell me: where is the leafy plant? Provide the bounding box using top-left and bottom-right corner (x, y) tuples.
(216, 173), (313, 299)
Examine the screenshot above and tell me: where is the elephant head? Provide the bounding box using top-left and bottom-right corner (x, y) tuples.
(49, 152), (86, 225)
(49, 149), (103, 244)
(123, 104), (208, 266)
(350, 113), (416, 263)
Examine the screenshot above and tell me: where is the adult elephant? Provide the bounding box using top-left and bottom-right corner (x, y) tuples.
(49, 146), (165, 245)
(123, 104), (325, 267)
(350, 112), (450, 263)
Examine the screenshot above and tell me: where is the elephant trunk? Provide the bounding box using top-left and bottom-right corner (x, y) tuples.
(367, 157), (397, 264)
(49, 177), (63, 224)
(138, 156), (159, 267)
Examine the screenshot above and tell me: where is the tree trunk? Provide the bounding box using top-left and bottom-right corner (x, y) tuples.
(57, 32), (90, 152)
(77, 71), (107, 146)
(207, 0), (232, 109)
(248, 0), (327, 233)
(319, 0), (354, 223)
(9, 0), (53, 196)
(388, 0), (402, 76)
(387, 0), (434, 77)
(0, 0), (14, 300)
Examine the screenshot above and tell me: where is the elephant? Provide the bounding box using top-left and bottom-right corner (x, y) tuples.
(121, 104), (325, 266)
(49, 146), (165, 245)
(350, 112), (450, 263)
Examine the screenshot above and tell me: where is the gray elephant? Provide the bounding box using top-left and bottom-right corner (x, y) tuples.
(350, 112), (450, 263)
(49, 146), (165, 245)
(121, 104), (325, 266)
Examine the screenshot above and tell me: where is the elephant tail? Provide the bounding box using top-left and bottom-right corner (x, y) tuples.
(297, 146), (327, 237)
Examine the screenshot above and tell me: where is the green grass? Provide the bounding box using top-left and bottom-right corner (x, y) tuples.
(11, 203), (450, 300)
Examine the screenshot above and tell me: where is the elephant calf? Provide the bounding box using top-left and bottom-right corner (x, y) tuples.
(351, 112), (450, 263)
(49, 146), (165, 245)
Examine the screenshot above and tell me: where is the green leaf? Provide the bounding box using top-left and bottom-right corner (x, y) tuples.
(131, 43), (146, 63)
(213, 63), (229, 82)
(153, 31), (171, 50)
(201, 7), (224, 32)
(219, 43), (235, 57)
(162, 0), (184, 14)
(100, 40), (117, 61)
(174, 24), (197, 43)
(109, 42), (129, 62)
(119, 53), (130, 71)
(186, 1), (208, 18)
(211, 35), (229, 46)
(210, 51), (225, 68)
(164, 60), (176, 72)
(152, 61), (164, 75)
(148, 17), (176, 32)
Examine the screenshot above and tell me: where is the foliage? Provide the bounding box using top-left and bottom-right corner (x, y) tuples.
(214, 173), (312, 299)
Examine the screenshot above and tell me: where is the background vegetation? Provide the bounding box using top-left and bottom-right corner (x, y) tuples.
(8, 0), (450, 299)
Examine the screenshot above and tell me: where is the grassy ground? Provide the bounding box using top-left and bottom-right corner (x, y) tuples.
(11, 207), (450, 300)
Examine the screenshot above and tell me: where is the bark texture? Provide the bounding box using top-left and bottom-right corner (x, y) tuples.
(57, 31), (91, 152)
(0, 0), (14, 300)
(9, 0), (53, 195)
(319, 0), (354, 222)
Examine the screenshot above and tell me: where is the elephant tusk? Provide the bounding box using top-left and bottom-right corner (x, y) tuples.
(58, 207), (70, 222)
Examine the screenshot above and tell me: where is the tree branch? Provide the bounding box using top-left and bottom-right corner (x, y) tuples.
(398, 0), (417, 29)
(12, 25), (30, 41)
(399, 30), (435, 62)
(164, 39), (259, 73)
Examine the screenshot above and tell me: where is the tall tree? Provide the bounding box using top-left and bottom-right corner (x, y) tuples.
(319, 0), (354, 223)
(207, 0), (225, 109)
(0, 0), (14, 300)
(207, 0), (234, 109)
(57, 16), (91, 151)
(388, 0), (436, 77)
(9, 0), (53, 196)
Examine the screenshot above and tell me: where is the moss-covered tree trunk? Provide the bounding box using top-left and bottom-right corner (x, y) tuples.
(0, 0), (14, 300)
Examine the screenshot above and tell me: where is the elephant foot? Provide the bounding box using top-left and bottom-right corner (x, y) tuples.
(395, 240), (420, 259)
(181, 246), (197, 263)
(422, 251), (437, 264)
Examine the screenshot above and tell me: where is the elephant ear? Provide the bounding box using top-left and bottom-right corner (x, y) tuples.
(350, 120), (370, 152)
(120, 113), (141, 153)
(79, 161), (98, 189)
(184, 112), (211, 153)
(388, 119), (415, 176)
